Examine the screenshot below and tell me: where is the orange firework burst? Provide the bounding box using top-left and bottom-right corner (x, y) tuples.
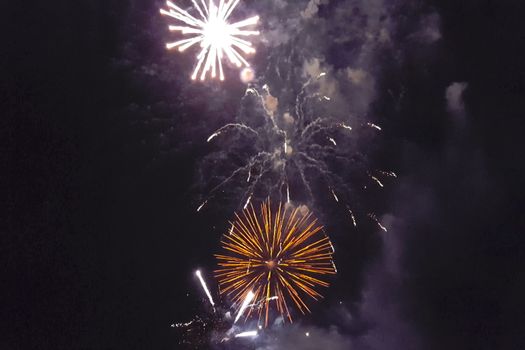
(215, 199), (336, 327)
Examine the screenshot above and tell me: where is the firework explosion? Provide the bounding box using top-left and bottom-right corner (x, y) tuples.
(199, 77), (396, 230)
(160, 0), (260, 81)
(165, 0), (398, 346)
(215, 199), (336, 327)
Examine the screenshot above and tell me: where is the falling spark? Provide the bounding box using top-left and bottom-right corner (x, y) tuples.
(332, 260), (338, 273)
(330, 188), (339, 202)
(234, 290), (255, 323)
(195, 270), (215, 307)
(216, 199), (336, 326)
(172, 320), (195, 328)
(367, 122), (382, 131)
(322, 96), (331, 101)
(207, 123), (259, 143)
(346, 206), (357, 227)
(328, 137), (337, 146)
(339, 123), (353, 131)
(197, 200), (208, 212)
(247, 168), (252, 182)
(160, 0), (260, 81)
(379, 170), (397, 178)
(243, 194), (252, 209)
(368, 213), (387, 232)
(370, 175), (384, 188)
(235, 330), (258, 338)
(207, 132), (219, 142)
(318, 72), (326, 78)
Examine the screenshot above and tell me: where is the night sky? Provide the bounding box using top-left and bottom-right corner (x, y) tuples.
(4, 0), (525, 349)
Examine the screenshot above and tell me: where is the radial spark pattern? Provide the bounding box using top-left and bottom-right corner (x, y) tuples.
(160, 0), (260, 81)
(215, 199), (336, 327)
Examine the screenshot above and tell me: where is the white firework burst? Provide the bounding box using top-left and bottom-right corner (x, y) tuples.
(160, 0), (260, 81)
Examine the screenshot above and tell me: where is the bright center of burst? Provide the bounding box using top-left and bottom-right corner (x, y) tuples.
(266, 260), (277, 270)
(160, 0), (259, 81)
(203, 17), (229, 50)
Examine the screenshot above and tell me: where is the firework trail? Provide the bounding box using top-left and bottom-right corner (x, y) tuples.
(215, 199), (337, 327)
(234, 290), (255, 323)
(160, 0), (259, 80)
(234, 330), (258, 338)
(195, 270), (216, 307)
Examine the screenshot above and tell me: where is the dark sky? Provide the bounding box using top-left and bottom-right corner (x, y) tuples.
(4, 0), (525, 349)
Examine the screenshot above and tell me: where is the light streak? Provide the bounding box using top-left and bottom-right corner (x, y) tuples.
(367, 122), (382, 131)
(368, 213), (387, 232)
(370, 175), (384, 187)
(243, 194), (252, 209)
(234, 290), (255, 323)
(207, 132), (219, 142)
(330, 188), (339, 202)
(234, 330), (258, 338)
(332, 260), (338, 273)
(195, 270), (215, 306)
(160, 0), (259, 81)
(197, 200), (208, 212)
(346, 206), (357, 227)
(339, 123), (353, 131)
